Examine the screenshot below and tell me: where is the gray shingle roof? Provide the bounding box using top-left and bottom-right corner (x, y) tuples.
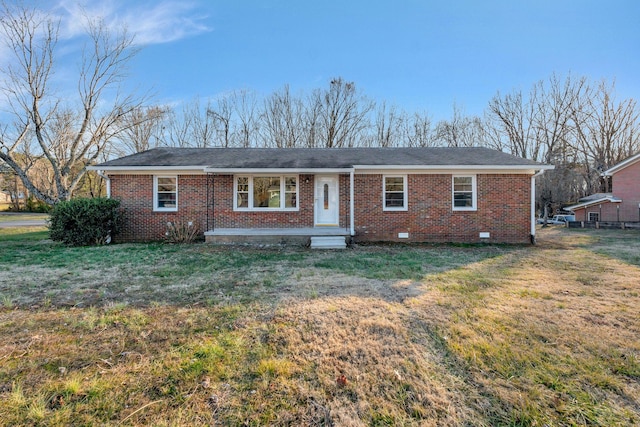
(95, 147), (548, 170)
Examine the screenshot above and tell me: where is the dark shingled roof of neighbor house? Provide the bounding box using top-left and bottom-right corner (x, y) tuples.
(94, 147), (548, 170)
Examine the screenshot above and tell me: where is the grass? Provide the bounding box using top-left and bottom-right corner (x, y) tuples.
(0, 212), (49, 222)
(0, 225), (639, 425)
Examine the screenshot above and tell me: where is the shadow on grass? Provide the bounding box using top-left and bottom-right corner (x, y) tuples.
(538, 226), (640, 267)
(1, 227), (638, 426)
(0, 226), (526, 309)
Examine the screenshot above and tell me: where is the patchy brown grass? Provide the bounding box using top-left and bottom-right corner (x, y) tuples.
(0, 226), (639, 425)
(0, 213), (48, 222)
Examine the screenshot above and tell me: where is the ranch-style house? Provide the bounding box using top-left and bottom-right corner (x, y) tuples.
(90, 147), (553, 247)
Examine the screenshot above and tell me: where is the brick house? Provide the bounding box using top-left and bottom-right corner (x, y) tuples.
(90, 147), (552, 246)
(566, 152), (640, 222)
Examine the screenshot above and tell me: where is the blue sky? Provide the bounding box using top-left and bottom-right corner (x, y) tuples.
(11, 0), (640, 121)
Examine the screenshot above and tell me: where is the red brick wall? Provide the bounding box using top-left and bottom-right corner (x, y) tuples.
(110, 174), (208, 242)
(612, 161), (640, 221)
(572, 203), (621, 222)
(572, 160), (640, 222)
(110, 172), (533, 244)
(353, 174), (531, 243)
(572, 207), (587, 222)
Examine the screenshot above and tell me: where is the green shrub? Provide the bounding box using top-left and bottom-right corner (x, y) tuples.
(25, 196), (51, 213)
(49, 198), (121, 246)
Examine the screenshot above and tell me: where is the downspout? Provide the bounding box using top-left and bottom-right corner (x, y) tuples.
(206, 172), (215, 232)
(96, 170), (111, 198)
(350, 168), (355, 237)
(530, 170), (545, 244)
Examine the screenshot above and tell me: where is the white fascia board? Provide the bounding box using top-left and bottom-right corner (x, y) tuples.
(204, 168), (353, 174)
(603, 153), (640, 176)
(88, 166), (208, 175)
(353, 165), (553, 174)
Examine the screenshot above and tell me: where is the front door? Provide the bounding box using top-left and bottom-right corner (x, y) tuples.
(315, 175), (339, 226)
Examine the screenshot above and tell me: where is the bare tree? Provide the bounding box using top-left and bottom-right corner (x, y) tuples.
(260, 85), (304, 147)
(313, 78), (373, 148)
(487, 74), (585, 162)
(571, 80), (640, 193)
(404, 112), (436, 147)
(302, 91), (322, 147)
(207, 96), (233, 148)
(0, 2), (146, 204)
(534, 74), (585, 164)
(486, 74), (586, 217)
(164, 97), (217, 148)
(230, 89), (259, 148)
(434, 103), (484, 147)
(115, 106), (168, 155)
(370, 101), (404, 147)
(191, 98), (217, 148)
(487, 89), (539, 159)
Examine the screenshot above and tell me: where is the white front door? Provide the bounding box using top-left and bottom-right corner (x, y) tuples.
(315, 175), (339, 226)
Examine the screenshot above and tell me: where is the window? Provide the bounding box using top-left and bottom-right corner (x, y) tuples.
(284, 177), (297, 208)
(154, 176), (177, 211)
(588, 212), (599, 222)
(452, 175), (476, 211)
(323, 183), (329, 209)
(237, 176), (249, 208)
(383, 175), (407, 211)
(235, 175), (298, 210)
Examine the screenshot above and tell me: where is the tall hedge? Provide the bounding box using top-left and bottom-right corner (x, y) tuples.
(49, 198), (121, 246)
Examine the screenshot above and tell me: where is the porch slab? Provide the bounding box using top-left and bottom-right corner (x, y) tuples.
(204, 227), (351, 246)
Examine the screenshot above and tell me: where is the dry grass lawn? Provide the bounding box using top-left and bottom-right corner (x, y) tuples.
(0, 226), (639, 426)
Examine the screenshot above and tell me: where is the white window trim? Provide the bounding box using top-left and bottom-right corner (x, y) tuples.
(382, 175), (408, 211)
(234, 175), (299, 211)
(588, 212), (600, 221)
(452, 175), (477, 211)
(153, 175), (178, 212)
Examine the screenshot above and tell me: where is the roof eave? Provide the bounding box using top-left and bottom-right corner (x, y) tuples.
(204, 168), (354, 174)
(565, 197), (622, 211)
(602, 153), (640, 175)
(354, 164), (554, 171)
(90, 164), (554, 173)
(88, 165), (207, 171)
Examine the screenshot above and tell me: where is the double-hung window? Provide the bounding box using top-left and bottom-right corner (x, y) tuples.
(154, 176), (178, 211)
(452, 175), (476, 211)
(588, 212), (599, 222)
(383, 175), (407, 211)
(235, 175), (298, 210)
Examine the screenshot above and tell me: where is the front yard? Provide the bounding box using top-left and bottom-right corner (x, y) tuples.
(0, 227), (639, 426)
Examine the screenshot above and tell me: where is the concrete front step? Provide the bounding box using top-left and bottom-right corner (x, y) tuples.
(310, 235), (347, 249)
(204, 227), (350, 246)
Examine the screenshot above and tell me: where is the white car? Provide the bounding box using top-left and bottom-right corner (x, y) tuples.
(537, 214), (575, 225)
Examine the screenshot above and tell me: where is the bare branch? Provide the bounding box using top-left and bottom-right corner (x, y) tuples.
(0, 2), (143, 203)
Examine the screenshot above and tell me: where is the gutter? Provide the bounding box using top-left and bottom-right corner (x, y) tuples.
(350, 169), (355, 237)
(530, 169), (546, 244)
(353, 164), (555, 171)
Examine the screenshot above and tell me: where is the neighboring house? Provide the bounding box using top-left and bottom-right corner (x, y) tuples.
(0, 191), (11, 204)
(89, 147), (552, 245)
(566, 152), (640, 222)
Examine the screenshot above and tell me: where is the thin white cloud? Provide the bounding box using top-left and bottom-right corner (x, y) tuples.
(54, 0), (212, 45)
